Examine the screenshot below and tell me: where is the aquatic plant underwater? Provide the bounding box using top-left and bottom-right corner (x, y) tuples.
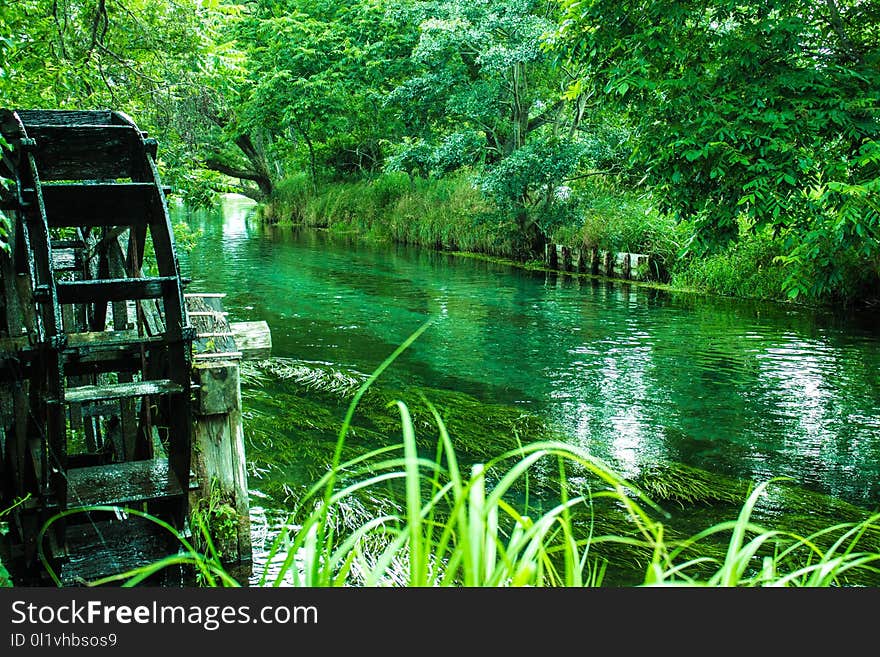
(24, 323), (880, 587)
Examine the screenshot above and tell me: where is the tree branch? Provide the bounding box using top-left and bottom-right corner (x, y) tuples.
(203, 158), (266, 183)
(203, 155), (273, 200)
(526, 97), (566, 133)
(823, 0), (860, 62)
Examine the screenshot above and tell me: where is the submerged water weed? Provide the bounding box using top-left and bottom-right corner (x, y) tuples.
(635, 462), (750, 507)
(248, 320), (655, 587)
(242, 324), (880, 588)
(27, 324), (880, 588)
(644, 479), (880, 587)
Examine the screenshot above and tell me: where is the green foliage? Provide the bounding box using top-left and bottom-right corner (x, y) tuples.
(671, 222), (791, 300)
(267, 171), (512, 254)
(385, 0), (556, 158)
(553, 0), (880, 302)
(384, 131), (486, 178)
(172, 219), (203, 253)
(191, 481), (240, 563)
(777, 139), (880, 301)
(381, 0), (609, 256)
(0, 495), (31, 587)
(553, 181), (682, 265)
(478, 138), (586, 254)
(0, 0), (213, 117)
(0, 0), (243, 203)
(5, 0), (877, 302)
(234, 0), (413, 186)
(645, 479), (880, 587)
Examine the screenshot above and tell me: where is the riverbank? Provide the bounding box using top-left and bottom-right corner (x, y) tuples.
(176, 199), (880, 588)
(257, 172), (816, 306)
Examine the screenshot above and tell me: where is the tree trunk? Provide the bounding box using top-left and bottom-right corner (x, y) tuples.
(514, 209), (546, 260)
(203, 133), (275, 202)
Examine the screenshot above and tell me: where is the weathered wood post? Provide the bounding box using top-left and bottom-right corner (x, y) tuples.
(185, 293), (271, 582)
(546, 243), (559, 270)
(561, 246), (573, 272)
(603, 250), (614, 277)
(590, 246), (600, 275)
(622, 252), (632, 280)
(576, 249), (587, 274)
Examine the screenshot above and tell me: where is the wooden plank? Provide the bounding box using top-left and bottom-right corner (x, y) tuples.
(193, 351), (241, 360)
(15, 110), (113, 127)
(40, 183), (154, 227)
(66, 329), (163, 348)
(51, 248), (81, 271)
(230, 321), (272, 360)
(65, 378), (182, 404)
(66, 458), (184, 508)
(63, 328), (165, 375)
(107, 234), (138, 460)
(0, 210), (24, 340)
(51, 239), (86, 250)
(24, 125), (140, 181)
(59, 516), (181, 586)
(12, 388), (29, 499)
(126, 299), (164, 337)
(57, 276), (179, 304)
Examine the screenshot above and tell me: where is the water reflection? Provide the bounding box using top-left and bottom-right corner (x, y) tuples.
(178, 197), (880, 509)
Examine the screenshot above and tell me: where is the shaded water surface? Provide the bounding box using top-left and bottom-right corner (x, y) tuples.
(177, 196), (880, 581)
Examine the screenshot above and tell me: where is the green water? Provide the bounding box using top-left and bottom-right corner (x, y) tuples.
(176, 195), (880, 583)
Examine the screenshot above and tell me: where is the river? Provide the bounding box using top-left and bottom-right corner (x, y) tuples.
(175, 194), (880, 585)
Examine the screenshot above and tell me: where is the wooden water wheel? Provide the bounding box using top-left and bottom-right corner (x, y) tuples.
(0, 109), (195, 585)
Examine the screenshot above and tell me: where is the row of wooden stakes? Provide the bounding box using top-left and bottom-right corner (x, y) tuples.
(544, 243), (661, 282)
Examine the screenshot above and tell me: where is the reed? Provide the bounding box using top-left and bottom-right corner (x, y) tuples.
(25, 325), (880, 588)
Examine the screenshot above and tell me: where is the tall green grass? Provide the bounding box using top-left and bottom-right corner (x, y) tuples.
(264, 172), (513, 256)
(26, 324), (880, 588)
(671, 224), (790, 301)
(552, 182), (684, 271)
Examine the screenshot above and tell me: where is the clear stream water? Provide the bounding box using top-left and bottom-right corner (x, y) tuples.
(176, 195), (880, 582)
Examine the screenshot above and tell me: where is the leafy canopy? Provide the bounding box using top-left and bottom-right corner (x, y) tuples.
(553, 0), (880, 300)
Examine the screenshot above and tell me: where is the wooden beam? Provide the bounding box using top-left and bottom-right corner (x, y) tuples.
(40, 183), (154, 227)
(67, 458), (184, 508)
(57, 276), (179, 304)
(15, 110), (113, 127)
(24, 125), (139, 181)
(229, 321), (272, 360)
(65, 379), (182, 404)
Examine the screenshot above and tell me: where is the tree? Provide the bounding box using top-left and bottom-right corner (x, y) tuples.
(385, 0), (595, 256)
(553, 0), (880, 300)
(225, 0), (413, 194)
(0, 0), (210, 125)
(0, 0), (251, 205)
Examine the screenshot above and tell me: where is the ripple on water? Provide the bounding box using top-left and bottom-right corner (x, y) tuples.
(179, 203), (880, 514)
